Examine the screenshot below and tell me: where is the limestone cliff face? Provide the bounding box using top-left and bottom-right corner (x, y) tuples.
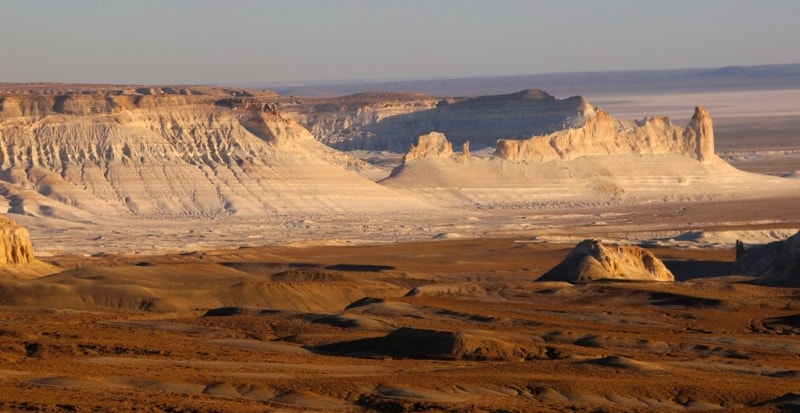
(495, 107), (716, 163)
(0, 87), (428, 219)
(0, 216), (35, 265)
(282, 89), (592, 152)
(279, 92), (441, 151)
(539, 239), (675, 283)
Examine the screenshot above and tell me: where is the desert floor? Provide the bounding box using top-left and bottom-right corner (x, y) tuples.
(1, 237), (799, 412)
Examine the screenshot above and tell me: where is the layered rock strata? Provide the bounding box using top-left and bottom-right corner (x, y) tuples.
(0, 87), (429, 219)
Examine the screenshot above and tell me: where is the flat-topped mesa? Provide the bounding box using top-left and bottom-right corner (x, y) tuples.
(495, 106), (716, 163)
(0, 216), (35, 265)
(538, 239), (675, 283)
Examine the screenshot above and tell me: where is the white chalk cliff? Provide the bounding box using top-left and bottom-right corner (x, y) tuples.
(382, 106), (797, 207)
(0, 88), (430, 221)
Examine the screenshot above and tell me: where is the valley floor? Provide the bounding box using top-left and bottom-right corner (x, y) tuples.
(1, 238), (798, 412)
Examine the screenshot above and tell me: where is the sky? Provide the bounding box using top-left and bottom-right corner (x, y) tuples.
(1, 0), (798, 86)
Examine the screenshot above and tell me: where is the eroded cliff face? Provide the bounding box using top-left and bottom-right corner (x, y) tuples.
(281, 89), (593, 152)
(0, 87), (428, 219)
(279, 92), (441, 151)
(495, 107), (716, 163)
(0, 215), (35, 265)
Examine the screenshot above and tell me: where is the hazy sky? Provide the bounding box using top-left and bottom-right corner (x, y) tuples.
(1, 0), (798, 85)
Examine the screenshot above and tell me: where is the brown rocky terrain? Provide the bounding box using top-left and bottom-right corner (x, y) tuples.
(1, 238), (799, 412)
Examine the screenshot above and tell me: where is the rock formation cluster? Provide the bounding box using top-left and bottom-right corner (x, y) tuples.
(495, 106), (716, 163)
(0, 215), (35, 265)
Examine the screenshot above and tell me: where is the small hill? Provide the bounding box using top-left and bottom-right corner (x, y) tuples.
(538, 239), (674, 283)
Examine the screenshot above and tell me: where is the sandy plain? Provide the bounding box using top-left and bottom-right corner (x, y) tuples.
(0, 86), (799, 412)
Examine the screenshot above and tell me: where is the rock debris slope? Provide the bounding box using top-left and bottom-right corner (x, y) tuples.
(382, 106), (799, 207)
(733, 230), (800, 285)
(538, 239), (675, 282)
(0, 87), (430, 221)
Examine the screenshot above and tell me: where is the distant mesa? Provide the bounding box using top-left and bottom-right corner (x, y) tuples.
(538, 239), (675, 283)
(733, 230), (800, 285)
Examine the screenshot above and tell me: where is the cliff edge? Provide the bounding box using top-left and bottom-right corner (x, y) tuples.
(495, 106), (716, 163)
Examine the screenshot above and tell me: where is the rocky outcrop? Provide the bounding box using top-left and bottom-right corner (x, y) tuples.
(0, 215), (35, 265)
(402, 132), (455, 163)
(495, 107), (716, 163)
(281, 89), (593, 152)
(538, 239), (675, 282)
(733, 230), (800, 285)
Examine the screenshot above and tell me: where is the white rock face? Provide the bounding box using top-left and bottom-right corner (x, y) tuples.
(538, 239), (675, 282)
(382, 108), (798, 208)
(0, 92), (430, 220)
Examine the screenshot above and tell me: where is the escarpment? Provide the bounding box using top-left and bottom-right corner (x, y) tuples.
(495, 106), (716, 163)
(282, 89), (593, 152)
(0, 86), (429, 219)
